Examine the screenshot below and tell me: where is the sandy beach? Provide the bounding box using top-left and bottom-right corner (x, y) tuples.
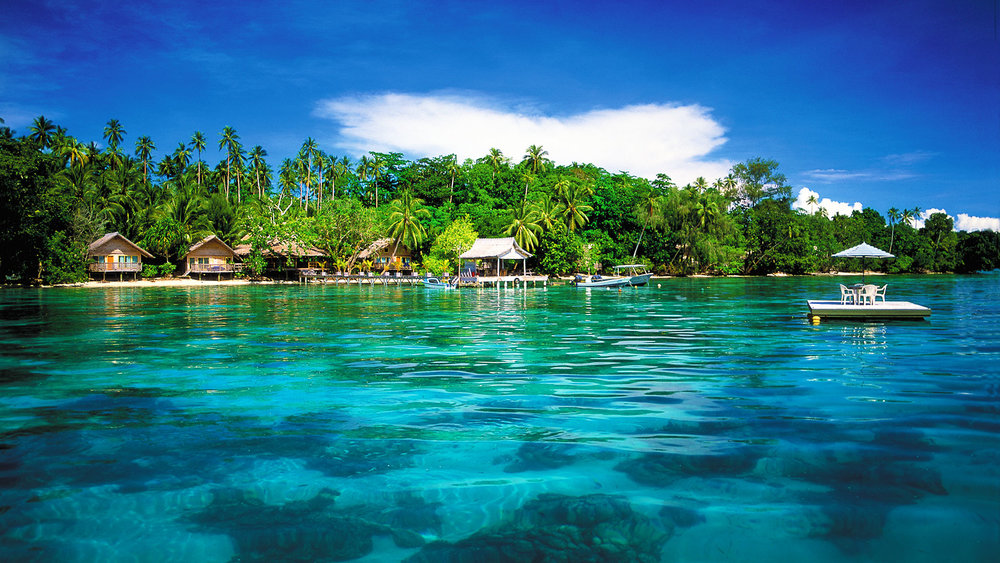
(53, 278), (280, 289)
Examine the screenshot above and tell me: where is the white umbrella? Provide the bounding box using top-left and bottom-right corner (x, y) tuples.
(832, 242), (894, 281)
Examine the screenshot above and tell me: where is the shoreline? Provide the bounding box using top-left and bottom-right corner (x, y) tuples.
(47, 278), (281, 289)
(2, 270), (951, 289)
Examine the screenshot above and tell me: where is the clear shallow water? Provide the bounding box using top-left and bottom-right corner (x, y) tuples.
(0, 276), (998, 562)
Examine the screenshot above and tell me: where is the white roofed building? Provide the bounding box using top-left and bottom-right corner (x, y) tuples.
(459, 237), (533, 277)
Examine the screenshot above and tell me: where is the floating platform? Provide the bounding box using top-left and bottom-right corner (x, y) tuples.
(807, 300), (931, 320)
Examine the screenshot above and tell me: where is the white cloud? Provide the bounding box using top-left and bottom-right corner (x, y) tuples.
(801, 169), (870, 182)
(792, 187), (862, 217)
(911, 209), (1000, 232)
(313, 92), (732, 184)
(881, 151), (935, 166)
(955, 214), (1000, 232)
(909, 208), (949, 229)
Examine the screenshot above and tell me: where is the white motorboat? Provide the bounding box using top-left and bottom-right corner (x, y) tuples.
(422, 276), (456, 289)
(575, 264), (653, 288)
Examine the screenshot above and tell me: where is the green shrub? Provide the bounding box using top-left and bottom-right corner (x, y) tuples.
(157, 262), (176, 276)
(41, 231), (88, 285)
(422, 256), (449, 276)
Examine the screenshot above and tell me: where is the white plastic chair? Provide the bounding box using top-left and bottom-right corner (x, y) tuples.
(859, 284), (877, 305)
(874, 284), (887, 303)
(839, 284), (856, 305)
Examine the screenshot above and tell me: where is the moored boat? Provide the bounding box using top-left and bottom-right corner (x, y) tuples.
(422, 276), (456, 289)
(575, 264), (652, 288)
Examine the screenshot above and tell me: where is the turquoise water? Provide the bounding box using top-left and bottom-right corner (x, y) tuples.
(0, 276), (997, 561)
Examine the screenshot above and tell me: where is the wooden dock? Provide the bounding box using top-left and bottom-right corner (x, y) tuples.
(807, 300), (931, 321)
(296, 272), (549, 288)
(297, 272), (424, 286)
(466, 275), (549, 288)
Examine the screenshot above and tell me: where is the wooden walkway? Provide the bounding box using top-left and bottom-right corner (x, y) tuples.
(464, 275), (549, 288)
(297, 272), (424, 286)
(807, 300), (931, 320)
(296, 272), (549, 288)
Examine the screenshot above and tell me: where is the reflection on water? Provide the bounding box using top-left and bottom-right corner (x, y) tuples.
(0, 276), (997, 562)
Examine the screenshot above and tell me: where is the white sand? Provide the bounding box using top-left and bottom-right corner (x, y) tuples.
(52, 278), (280, 289)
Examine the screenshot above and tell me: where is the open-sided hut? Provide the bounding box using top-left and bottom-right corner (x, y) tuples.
(459, 237), (532, 276)
(233, 237), (328, 278)
(87, 232), (154, 280)
(184, 235), (240, 279)
(357, 238), (414, 275)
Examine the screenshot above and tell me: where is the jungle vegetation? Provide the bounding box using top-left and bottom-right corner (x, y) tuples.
(1, 116), (997, 284)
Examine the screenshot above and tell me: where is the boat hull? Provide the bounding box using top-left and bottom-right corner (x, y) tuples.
(577, 273), (652, 288)
(422, 278), (455, 289)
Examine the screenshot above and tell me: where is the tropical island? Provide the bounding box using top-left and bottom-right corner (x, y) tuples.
(2, 116), (998, 285)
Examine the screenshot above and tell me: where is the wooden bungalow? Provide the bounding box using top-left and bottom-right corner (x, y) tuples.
(87, 232), (154, 281)
(184, 235), (241, 279)
(358, 238), (414, 275)
(232, 236), (328, 278)
(459, 237), (532, 277)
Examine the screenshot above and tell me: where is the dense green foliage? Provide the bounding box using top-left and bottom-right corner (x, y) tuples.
(0, 118), (996, 283)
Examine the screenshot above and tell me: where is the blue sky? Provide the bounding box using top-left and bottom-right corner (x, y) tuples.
(2, 0), (998, 228)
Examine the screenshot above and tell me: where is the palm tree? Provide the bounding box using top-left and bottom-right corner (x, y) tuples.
(806, 193), (819, 214)
(692, 176), (709, 191)
(28, 115), (56, 149)
(61, 137), (89, 169)
(300, 137), (318, 206)
(371, 154), (387, 208)
(887, 207), (901, 253)
(387, 190), (430, 267)
(103, 119), (126, 154)
(506, 201), (543, 252)
(633, 189), (662, 258)
(134, 136), (156, 186)
(190, 131), (207, 188)
(720, 173), (738, 200)
(356, 155), (371, 203)
(694, 193), (721, 230)
(231, 142), (246, 203)
(172, 142), (192, 174)
(446, 154), (459, 203)
(336, 156), (352, 199)
(522, 144), (550, 175)
(315, 149), (327, 210)
(325, 154), (340, 202)
(249, 145), (268, 199)
(219, 126), (240, 201)
(278, 158), (297, 209)
(534, 198), (564, 232)
(520, 170), (535, 203)
(559, 183), (593, 232)
(486, 148), (506, 182)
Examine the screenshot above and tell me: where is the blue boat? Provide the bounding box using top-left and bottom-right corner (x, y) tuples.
(422, 276), (456, 289)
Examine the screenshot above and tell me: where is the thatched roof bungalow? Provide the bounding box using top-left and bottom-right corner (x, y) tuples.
(358, 238), (414, 274)
(87, 232), (154, 280)
(184, 235), (240, 278)
(459, 237), (532, 276)
(232, 236), (328, 276)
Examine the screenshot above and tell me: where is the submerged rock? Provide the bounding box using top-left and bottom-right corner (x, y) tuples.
(502, 442), (576, 473)
(615, 448), (761, 486)
(405, 493), (669, 563)
(307, 438), (421, 477)
(659, 505), (705, 528)
(185, 486), (429, 561)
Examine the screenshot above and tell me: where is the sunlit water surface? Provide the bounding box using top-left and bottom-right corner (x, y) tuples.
(1, 276), (997, 562)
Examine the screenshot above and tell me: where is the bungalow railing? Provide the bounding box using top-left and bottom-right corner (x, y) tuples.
(89, 263), (142, 272)
(188, 263), (242, 273)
